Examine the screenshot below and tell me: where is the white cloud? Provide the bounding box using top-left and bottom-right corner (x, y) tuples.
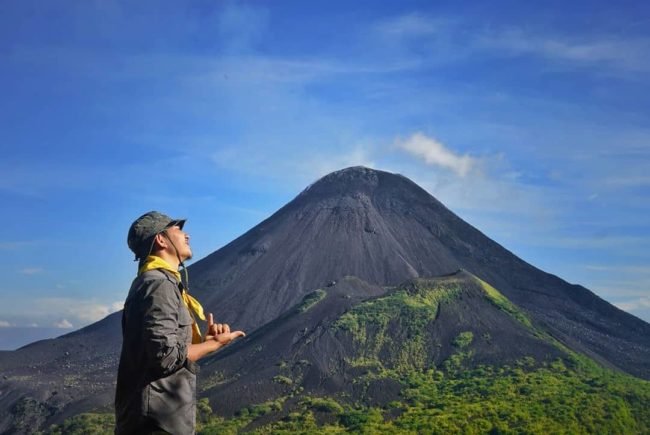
(395, 132), (476, 177)
(54, 319), (73, 329)
(30, 298), (124, 326)
(19, 267), (43, 275)
(614, 296), (650, 312)
(76, 302), (122, 323)
(0, 320), (11, 327)
(380, 151), (558, 228)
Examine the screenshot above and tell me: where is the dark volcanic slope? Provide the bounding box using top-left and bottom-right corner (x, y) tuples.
(201, 271), (567, 417)
(0, 312), (120, 433)
(191, 166), (650, 378)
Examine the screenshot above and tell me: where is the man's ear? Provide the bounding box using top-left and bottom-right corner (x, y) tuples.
(153, 232), (168, 250)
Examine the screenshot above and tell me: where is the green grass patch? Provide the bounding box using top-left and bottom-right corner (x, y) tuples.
(476, 277), (534, 329)
(334, 279), (462, 372)
(296, 289), (327, 313)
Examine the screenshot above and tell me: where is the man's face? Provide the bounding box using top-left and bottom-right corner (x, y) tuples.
(164, 225), (192, 261)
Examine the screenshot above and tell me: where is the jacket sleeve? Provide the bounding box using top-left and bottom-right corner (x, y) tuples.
(140, 278), (190, 377)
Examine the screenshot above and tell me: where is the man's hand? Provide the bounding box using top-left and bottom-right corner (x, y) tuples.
(188, 313), (246, 362)
(205, 313), (246, 346)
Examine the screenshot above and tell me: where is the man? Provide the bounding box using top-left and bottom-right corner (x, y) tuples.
(115, 211), (244, 434)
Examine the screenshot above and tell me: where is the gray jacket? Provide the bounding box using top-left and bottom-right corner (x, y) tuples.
(115, 269), (198, 435)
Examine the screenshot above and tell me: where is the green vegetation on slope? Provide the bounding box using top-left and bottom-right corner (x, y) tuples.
(42, 276), (650, 434)
(334, 279), (461, 371)
(47, 355), (649, 434)
(296, 289), (327, 313)
(197, 356), (650, 434)
(476, 277), (534, 329)
(41, 413), (114, 435)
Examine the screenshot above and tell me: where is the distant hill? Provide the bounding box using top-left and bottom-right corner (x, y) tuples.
(1, 166), (649, 433)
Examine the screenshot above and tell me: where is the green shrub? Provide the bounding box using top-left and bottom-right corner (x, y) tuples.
(45, 413), (114, 435)
(453, 331), (474, 348)
(297, 289), (327, 313)
(272, 375), (293, 385)
(304, 397), (344, 414)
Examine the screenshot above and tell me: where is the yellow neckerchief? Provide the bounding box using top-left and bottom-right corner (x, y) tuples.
(139, 255), (205, 344)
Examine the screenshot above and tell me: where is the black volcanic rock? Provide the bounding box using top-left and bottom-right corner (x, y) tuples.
(191, 166), (469, 331)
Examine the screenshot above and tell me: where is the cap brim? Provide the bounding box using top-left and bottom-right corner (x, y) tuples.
(166, 219), (186, 230)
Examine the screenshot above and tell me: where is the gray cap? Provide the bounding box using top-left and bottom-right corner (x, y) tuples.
(127, 211), (186, 260)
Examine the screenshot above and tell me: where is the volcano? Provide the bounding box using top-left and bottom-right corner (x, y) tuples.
(190, 166), (650, 377)
(0, 166), (649, 433)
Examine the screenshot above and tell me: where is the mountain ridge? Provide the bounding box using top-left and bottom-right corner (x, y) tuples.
(198, 270), (567, 414)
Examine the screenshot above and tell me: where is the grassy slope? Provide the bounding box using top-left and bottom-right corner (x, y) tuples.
(44, 274), (650, 434)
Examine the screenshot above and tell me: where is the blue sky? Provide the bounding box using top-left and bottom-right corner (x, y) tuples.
(1, 0), (649, 349)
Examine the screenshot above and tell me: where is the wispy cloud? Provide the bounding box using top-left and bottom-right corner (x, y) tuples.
(599, 175), (650, 188)
(585, 265), (650, 275)
(0, 296), (123, 332)
(614, 296), (650, 312)
(0, 241), (39, 250)
(54, 319), (73, 329)
(375, 13), (441, 38)
(395, 132), (476, 177)
(369, 13), (650, 76)
(477, 30), (650, 73)
(217, 2), (270, 53)
(212, 143), (377, 189)
(583, 266), (650, 306)
(384, 134), (560, 230)
(534, 235), (650, 250)
(0, 320), (42, 328)
(306, 147), (377, 181)
(32, 298), (123, 325)
(19, 267), (43, 275)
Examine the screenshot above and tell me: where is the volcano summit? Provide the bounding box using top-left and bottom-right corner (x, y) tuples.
(0, 166), (648, 433)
